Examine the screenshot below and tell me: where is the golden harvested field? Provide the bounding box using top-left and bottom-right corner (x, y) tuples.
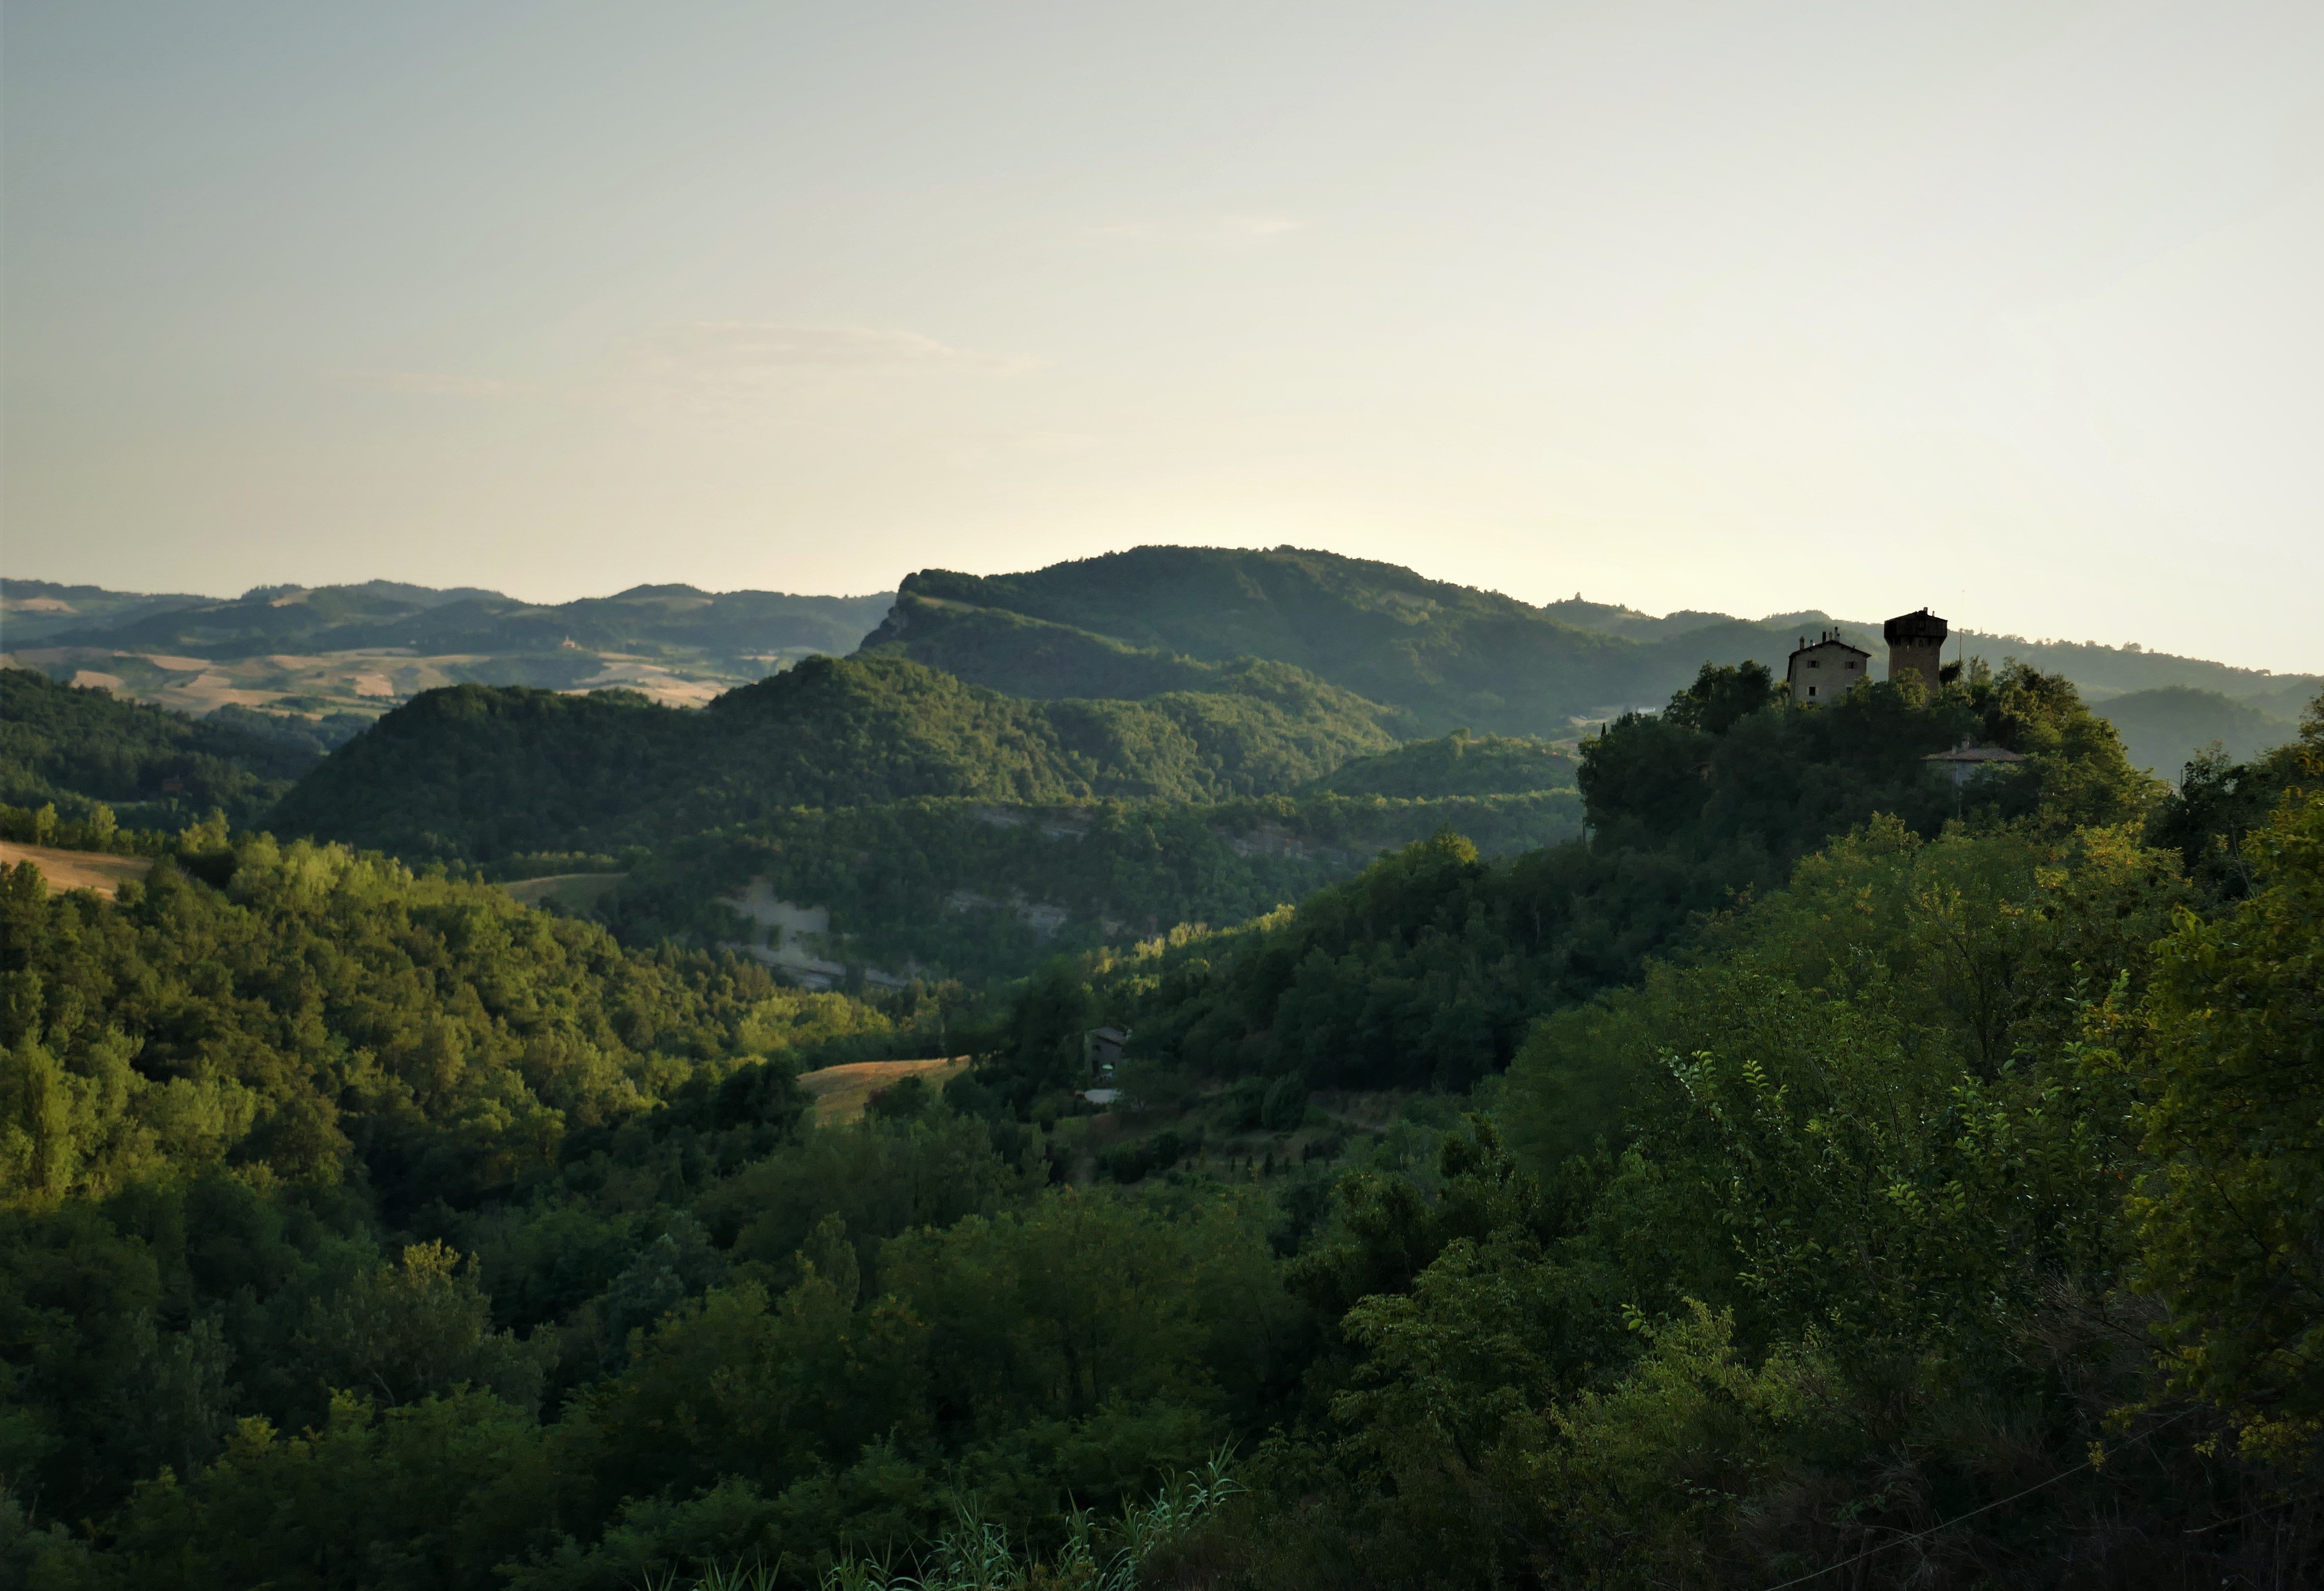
(795, 1055), (971, 1125)
(1, 643), (746, 716)
(0, 842), (155, 897)
(500, 872), (628, 911)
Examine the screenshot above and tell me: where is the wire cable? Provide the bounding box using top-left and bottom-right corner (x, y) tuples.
(1756, 1409), (2198, 1591)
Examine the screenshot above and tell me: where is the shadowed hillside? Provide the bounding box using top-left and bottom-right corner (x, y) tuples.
(2096, 685), (2300, 779)
(869, 547), (2322, 745)
(876, 548), (1651, 733)
(0, 667), (324, 830)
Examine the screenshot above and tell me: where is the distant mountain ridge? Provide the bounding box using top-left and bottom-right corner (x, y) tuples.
(867, 546), (2318, 773)
(9, 577), (889, 661)
(2, 575), (895, 720)
(10, 554), (2316, 779)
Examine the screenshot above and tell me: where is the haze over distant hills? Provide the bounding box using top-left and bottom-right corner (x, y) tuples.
(5, 547), (2315, 778)
(0, 576), (891, 717)
(7, 540), (2320, 1001)
(865, 547), (2316, 775)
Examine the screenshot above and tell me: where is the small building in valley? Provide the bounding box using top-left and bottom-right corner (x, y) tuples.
(1085, 1025), (1130, 1080)
(1786, 630), (1869, 705)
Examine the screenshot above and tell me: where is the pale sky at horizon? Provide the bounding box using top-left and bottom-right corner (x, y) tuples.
(5, 2), (2321, 672)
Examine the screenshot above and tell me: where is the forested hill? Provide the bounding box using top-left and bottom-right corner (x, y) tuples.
(970, 659), (2162, 1105)
(0, 667), (330, 831)
(269, 652), (1404, 862)
(8, 658), (2322, 1583)
(870, 547), (2321, 759)
(1305, 729), (1577, 798)
(872, 552), (1651, 733)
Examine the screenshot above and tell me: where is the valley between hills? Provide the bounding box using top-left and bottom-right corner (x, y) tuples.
(3, 544), (2322, 1587)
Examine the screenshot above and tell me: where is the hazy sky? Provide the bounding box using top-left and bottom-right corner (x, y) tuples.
(5, 1), (2320, 671)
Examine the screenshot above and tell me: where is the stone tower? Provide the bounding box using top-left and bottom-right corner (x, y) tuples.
(1883, 608), (1949, 690)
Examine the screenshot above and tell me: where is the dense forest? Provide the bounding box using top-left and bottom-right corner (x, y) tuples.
(869, 559), (1653, 733)
(974, 660), (2156, 1105)
(598, 784), (1585, 987)
(870, 548), (2320, 753)
(0, 669), (334, 834)
(5, 642), (2320, 1587)
(268, 654), (1404, 862)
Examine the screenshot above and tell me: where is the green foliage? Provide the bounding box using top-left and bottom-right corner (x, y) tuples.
(203, 702), (375, 758)
(0, 667), (314, 831)
(0, 838), (774, 1213)
(555, 1274), (930, 1518)
(2127, 784), (2324, 1458)
(0, 827), (1312, 1588)
(297, 1239), (552, 1412)
(883, 549), (1728, 735)
(2097, 683), (2302, 778)
(99, 1391), (553, 1590)
(858, 596), (1295, 705)
(8, 605), (2320, 1586)
(1016, 661), (2156, 1103)
(0, 799), (154, 856)
(1579, 659), (2152, 850)
(1243, 816), (2275, 1588)
(697, 1113), (1027, 1295)
(271, 655), (1404, 863)
(605, 790), (1582, 991)
(878, 547), (2322, 743)
(1097, 830), (1563, 1093)
(2144, 688), (2322, 898)
(816, 1452), (1243, 1591)
(1302, 730), (1578, 799)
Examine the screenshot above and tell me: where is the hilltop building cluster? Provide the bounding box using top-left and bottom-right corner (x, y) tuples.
(1783, 607), (2025, 782)
(1784, 630), (1868, 703)
(1785, 607), (1953, 705)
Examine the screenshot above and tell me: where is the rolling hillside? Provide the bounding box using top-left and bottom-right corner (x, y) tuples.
(268, 652), (1404, 862)
(0, 667), (323, 830)
(879, 548), (1652, 732)
(870, 546), (2320, 758)
(599, 786), (1586, 986)
(2095, 685), (2302, 779)
(1, 576), (894, 718)
(17, 559), (2315, 769)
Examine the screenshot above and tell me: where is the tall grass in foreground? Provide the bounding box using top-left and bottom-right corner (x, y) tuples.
(649, 1455), (1243, 1591)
